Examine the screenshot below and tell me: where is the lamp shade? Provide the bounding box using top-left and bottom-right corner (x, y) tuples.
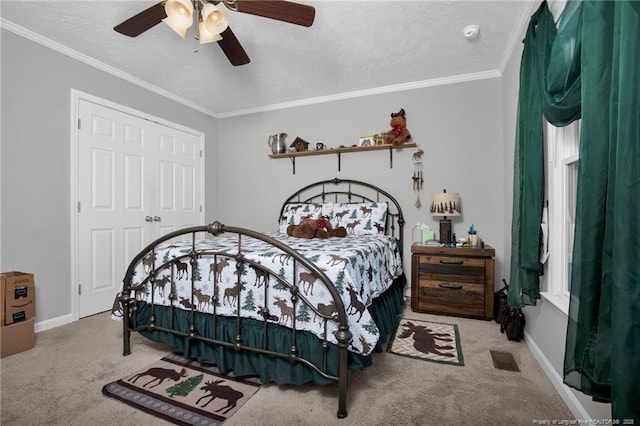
(163, 0), (194, 38)
(202, 3), (229, 35)
(198, 21), (223, 44)
(430, 192), (461, 217)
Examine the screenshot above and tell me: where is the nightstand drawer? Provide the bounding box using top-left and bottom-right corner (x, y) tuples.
(415, 279), (485, 317)
(417, 255), (486, 284)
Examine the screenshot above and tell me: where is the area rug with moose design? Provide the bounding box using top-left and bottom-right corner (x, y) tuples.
(102, 353), (261, 425)
(387, 317), (464, 366)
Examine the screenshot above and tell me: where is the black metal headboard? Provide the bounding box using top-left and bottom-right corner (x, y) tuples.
(279, 178), (405, 259)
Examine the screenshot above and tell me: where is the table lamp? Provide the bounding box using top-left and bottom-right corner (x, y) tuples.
(430, 190), (461, 243)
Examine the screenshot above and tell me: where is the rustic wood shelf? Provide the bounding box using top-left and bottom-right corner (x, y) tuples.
(268, 142), (417, 158)
(268, 142), (417, 174)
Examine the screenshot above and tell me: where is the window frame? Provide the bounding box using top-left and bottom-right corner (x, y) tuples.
(541, 119), (580, 314)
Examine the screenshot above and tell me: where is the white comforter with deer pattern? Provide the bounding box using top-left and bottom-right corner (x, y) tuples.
(112, 232), (402, 355)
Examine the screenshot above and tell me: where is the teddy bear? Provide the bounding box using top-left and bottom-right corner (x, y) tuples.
(286, 216), (347, 239)
(383, 108), (412, 147)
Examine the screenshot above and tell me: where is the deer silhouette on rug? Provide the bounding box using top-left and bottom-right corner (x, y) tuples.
(128, 367), (188, 388)
(398, 321), (455, 358)
(196, 379), (245, 414)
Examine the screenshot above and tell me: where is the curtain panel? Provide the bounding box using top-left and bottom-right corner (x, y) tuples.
(511, 0), (640, 421)
(509, 0), (582, 308)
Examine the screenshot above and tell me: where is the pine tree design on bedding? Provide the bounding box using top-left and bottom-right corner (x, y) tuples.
(114, 231), (402, 355)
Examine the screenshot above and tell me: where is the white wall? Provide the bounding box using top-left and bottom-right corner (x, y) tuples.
(0, 29), (218, 324)
(216, 80), (505, 280)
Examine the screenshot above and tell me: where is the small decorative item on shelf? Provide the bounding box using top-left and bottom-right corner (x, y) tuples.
(383, 108), (412, 147)
(268, 132), (288, 154)
(358, 135), (375, 147)
(291, 136), (310, 152)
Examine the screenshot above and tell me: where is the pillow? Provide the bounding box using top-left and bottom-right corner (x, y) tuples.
(278, 202), (333, 233)
(329, 202), (388, 235)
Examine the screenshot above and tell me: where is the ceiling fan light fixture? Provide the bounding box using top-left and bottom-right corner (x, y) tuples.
(202, 3), (229, 34)
(198, 21), (223, 44)
(163, 0), (194, 38)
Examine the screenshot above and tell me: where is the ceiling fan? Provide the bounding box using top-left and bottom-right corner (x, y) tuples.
(114, 0), (315, 66)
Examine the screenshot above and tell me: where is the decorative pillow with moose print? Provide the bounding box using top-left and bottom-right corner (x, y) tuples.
(329, 202), (388, 235)
(278, 202), (333, 233)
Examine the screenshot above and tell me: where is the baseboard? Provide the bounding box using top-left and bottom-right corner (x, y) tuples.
(34, 313), (75, 333)
(524, 330), (591, 420)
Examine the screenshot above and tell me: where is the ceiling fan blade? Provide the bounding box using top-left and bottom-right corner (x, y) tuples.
(232, 0), (316, 27)
(114, 2), (167, 37)
(217, 27), (251, 66)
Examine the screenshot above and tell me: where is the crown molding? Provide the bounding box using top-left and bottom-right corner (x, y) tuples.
(0, 18), (219, 118)
(3, 18), (502, 120)
(217, 70), (502, 118)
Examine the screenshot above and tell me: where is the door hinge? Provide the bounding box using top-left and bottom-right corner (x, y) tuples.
(200, 205), (203, 213)
(78, 201), (81, 213)
(78, 284), (82, 295)
(200, 150), (203, 158)
(78, 118), (81, 130)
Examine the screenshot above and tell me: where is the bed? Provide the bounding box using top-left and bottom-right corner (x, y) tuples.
(113, 178), (406, 418)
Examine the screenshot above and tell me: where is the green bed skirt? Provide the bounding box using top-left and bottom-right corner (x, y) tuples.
(133, 274), (406, 385)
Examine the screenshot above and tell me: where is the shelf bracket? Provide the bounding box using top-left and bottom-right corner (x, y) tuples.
(389, 146), (393, 168)
(290, 156), (296, 174)
(337, 152), (342, 172)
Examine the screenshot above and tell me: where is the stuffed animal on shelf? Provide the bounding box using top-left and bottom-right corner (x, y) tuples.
(383, 108), (412, 147)
(286, 217), (347, 239)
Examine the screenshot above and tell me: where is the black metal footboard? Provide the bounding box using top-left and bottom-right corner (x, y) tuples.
(120, 221), (352, 418)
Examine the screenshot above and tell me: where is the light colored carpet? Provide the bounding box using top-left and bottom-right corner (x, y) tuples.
(0, 307), (574, 425)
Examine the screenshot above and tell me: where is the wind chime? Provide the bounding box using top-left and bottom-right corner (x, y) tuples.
(412, 149), (424, 208)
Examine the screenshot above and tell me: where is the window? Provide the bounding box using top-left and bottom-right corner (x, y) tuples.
(541, 119), (580, 314)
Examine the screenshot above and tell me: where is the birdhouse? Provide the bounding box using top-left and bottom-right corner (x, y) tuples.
(290, 137), (310, 152)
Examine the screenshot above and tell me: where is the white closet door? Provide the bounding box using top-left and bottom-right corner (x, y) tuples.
(152, 125), (202, 238)
(77, 99), (202, 318)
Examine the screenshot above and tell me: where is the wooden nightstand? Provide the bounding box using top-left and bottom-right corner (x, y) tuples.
(411, 244), (495, 320)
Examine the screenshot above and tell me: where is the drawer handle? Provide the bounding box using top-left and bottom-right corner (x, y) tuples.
(439, 283), (463, 290)
(439, 260), (464, 265)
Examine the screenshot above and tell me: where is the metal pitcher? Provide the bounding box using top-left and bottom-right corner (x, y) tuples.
(268, 133), (288, 154)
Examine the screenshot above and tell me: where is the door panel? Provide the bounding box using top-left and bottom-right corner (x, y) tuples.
(91, 229), (115, 292)
(77, 99), (203, 318)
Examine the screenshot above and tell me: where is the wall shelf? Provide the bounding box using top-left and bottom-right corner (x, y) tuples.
(268, 142), (417, 174)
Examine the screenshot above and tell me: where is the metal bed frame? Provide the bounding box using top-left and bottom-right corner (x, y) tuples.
(119, 178), (405, 418)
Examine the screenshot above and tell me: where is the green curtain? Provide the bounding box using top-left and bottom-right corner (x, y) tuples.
(509, 0), (582, 308)
(564, 0), (640, 422)
(511, 0), (640, 421)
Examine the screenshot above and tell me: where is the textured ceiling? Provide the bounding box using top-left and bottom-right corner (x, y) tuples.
(0, 1), (535, 117)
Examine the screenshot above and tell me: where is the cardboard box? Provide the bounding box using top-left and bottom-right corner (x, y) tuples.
(1, 271), (36, 325)
(0, 318), (35, 358)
